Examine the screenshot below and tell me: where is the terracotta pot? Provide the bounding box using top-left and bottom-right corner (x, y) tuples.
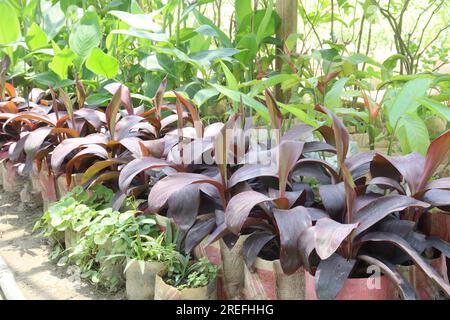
(38, 170), (58, 212)
(1, 160), (27, 193)
(243, 257), (305, 300)
(56, 174), (83, 199)
(397, 254), (449, 300)
(305, 270), (397, 300)
(154, 270), (217, 300)
(419, 210), (450, 280)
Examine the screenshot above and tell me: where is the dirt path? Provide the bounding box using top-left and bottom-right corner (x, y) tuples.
(0, 191), (123, 300)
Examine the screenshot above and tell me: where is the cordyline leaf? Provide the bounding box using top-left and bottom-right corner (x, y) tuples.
(345, 151), (375, 180)
(370, 152), (425, 195)
(167, 184), (201, 231)
(426, 237), (450, 260)
(24, 127), (79, 158)
(105, 85), (123, 140)
(228, 164), (279, 188)
(51, 133), (108, 172)
(82, 159), (126, 183)
(303, 141), (336, 154)
(115, 115), (156, 140)
(118, 156), (171, 191)
(273, 206), (312, 274)
(147, 172), (223, 213)
(104, 82), (133, 115)
(297, 226), (317, 273)
(353, 195), (430, 238)
(173, 91), (202, 137)
(422, 189), (450, 207)
(277, 140), (304, 199)
(225, 191), (274, 235)
(65, 145), (109, 176)
(75, 75), (86, 108)
(120, 137), (152, 158)
(243, 231), (275, 268)
(368, 177), (405, 194)
(264, 89), (282, 133)
(214, 113), (241, 185)
(154, 76), (167, 119)
(315, 253), (356, 300)
(315, 104), (349, 165)
(293, 158), (339, 182)
(360, 232), (450, 298)
(319, 182), (346, 221)
(357, 255), (416, 300)
(184, 217), (216, 254)
(3, 112), (56, 128)
(417, 130), (450, 192)
(314, 218), (358, 260)
(281, 123), (315, 142)
(425, 177), (450, 191)
(58, 88), (74, 126)
(74, 108), (105, 131)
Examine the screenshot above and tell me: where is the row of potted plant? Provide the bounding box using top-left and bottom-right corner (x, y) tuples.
(1, 62), (449, 299)
(33, 184), (218, 299)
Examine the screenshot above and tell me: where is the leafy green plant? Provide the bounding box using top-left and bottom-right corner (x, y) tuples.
(163, 257), (218, 290)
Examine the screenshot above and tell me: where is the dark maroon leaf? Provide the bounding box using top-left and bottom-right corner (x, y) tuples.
(184, 217), (216, 254)
(417, 130), (450, 191)
(243, 231), (275, 268)
(228, 164), (278, 188)
(298, 226), (317, 273)
(273, 206), (312, 274)
(361, 232), (450, 298)
(147, 172), (223, 213)
(314, 218), (358, 260)
(167, 184), (201, 231)
(225, 191), (273, 235)
(315, 253), (356, 300)
(104, 82), (133, 115)
(303, 141), (336, 154)
(357, 255), (416, 300)
(353, 195), (430, 238)
(422, 189), (450, 207)
(315, 104), (349, 165)
(281, 123), (315, 142)
(368, 177), (405, 194)
(277, 140), (304, 197)
(370, 153), (425, 194)
(118, 156), (170, 191)
(319, 182), (346, 220)
(424, 177), (450, 191)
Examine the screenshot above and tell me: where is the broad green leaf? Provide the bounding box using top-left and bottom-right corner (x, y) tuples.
(108, 10), (161, 31)
(278, 102), (318, 127)
(48, 47), (76, 80)
(26, 23), (48, 51)
(235, 0), (252, 30)
(69, 11), (101, 58)
(190, 48), (239, 66)
(210, 84), (269, 121)
(387, 78), (433, 128)
(324, 77), (349, 109)
(193, 87), (219, 106)
(416, 97), (450, 122)
(235, 33), (258, 65)
(111, 29), (169, 42)
(334, 107), (369, 122)
(247, 74), (299, 96)
(220, 61), (238, 90)
(396, 113), (430, 155)
(42, 1), (65, 40)
(0, 2), (21, 58)
(193, 9), (232, 47)
(86, 48), (119, 79)
(257, 0), (273, 43)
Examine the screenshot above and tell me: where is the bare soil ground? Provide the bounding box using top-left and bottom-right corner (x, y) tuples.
(0, 191), (124, 300)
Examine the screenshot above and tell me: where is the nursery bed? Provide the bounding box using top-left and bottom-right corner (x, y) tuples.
(0, 191), (122, 300)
